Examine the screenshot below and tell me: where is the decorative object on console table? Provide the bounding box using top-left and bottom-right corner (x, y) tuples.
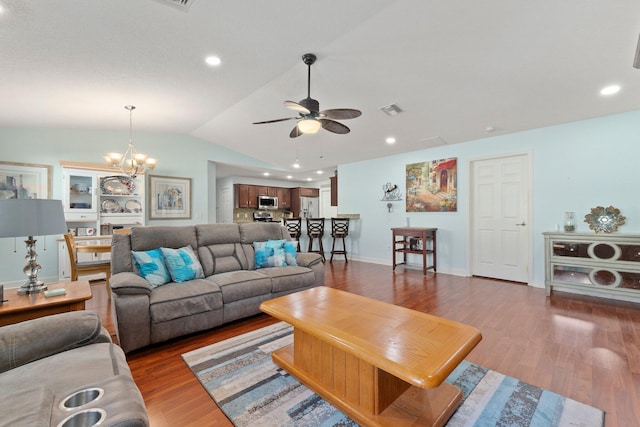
(584, 205), (626, 233)
(0, 199), (67, 294)
(564, 211), (575, 232)
(0, 161), (52, 200)
(148, 175), (192, 219)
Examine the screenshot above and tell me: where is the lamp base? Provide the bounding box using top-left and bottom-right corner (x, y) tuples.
(17, 280), (48, 295)
(18, 236), (47, 294)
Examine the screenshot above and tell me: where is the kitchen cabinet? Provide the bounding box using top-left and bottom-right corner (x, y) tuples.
(234, 184), (258, 208)
(543, 231), (640, 303)
(277, 187), (291, 209)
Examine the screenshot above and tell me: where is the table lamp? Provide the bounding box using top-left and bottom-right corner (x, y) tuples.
(0, 199), (67, 294)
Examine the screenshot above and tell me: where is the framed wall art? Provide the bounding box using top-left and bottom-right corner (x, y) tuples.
(148, 175), (192, 219)
(406, 157), (457, 212)
(0, 161), (52, 200)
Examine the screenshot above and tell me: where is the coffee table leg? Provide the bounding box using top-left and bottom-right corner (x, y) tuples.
(272, 329), (463, 426)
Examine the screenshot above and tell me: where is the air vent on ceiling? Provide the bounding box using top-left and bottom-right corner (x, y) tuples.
(419, 136), (447, 147)
(153, 0), (196, 11)
(379, 103), (403, 116)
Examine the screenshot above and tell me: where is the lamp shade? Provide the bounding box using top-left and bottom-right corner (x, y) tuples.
(0, 199), (67, 238)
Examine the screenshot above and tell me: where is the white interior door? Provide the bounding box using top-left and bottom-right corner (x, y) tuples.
(471, 153), (529, 283)
(219, 186), (232, 224)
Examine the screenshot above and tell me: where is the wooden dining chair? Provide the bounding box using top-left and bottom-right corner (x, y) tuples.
(63, 233), (112, 296)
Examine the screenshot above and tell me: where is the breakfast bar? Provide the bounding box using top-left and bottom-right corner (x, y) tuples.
(260, 287), (482, 426)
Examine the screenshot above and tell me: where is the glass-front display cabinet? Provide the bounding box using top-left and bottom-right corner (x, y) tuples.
(62, 168), (98, 221)
(544, 232), (640, 303)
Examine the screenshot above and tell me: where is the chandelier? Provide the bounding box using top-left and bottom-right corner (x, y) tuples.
(104, 105), (157, 178)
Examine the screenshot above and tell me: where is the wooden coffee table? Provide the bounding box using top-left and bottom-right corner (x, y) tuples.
(260, 287), (482, 427)
(0, 281), (92, 327)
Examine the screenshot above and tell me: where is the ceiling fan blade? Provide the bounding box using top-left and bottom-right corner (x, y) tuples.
(320, 108), (362, 120)
(289, 126), (303, 138)
(252, 117), (297, 124)
(284, 100), (311, 115)
(320, 119), (350, 134)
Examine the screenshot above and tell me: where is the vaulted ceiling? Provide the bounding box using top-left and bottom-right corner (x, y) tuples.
(2, 0), (640, 180)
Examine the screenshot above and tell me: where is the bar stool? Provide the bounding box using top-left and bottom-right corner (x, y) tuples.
(330, 218), (350, 263)
(283, 218), (302, 251)
(306, 217), (325, 262)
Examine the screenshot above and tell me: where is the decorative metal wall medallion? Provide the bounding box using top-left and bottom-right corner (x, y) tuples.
(584, 205), (626, 233)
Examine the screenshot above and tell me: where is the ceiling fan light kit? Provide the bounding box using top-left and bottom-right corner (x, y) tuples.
(253, 53), (362, 138)
(297, 118), (321, 134)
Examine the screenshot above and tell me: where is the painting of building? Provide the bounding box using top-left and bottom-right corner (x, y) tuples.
(406, 157), (457, 212)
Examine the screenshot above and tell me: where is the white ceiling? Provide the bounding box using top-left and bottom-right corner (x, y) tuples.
(2, 1), (640, 180)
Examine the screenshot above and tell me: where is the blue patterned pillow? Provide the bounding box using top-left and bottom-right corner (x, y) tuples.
(253, 240), (287, 269)
(284, 241), (298, 266)
(131, 248), (171, 288)
(160, 245), (205, 283)
(253, 241), (268, 269)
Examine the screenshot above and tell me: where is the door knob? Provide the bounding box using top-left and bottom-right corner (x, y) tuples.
(516, 222), (526, 226)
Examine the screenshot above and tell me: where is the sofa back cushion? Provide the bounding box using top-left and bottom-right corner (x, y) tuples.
(239, 222), (289, 243)
(195, 224), (247, 276)
(131, 226), (197, 251)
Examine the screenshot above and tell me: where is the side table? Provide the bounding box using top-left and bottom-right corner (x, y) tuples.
(392, 227), (437, 275)
(0, 281), (92, 327)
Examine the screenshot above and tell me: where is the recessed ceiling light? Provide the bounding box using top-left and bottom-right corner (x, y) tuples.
(386, 137), (396, 144)
(600, 84), (621, 96)
(316, 170), (323, 174)
(205, 56), (221, 67)
(306, 177), (312, 181)
(292, 162), (300, 169)
(286, 175), (293, 179)
(263, 172), (270, 176)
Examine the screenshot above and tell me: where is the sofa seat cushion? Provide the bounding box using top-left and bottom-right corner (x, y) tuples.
(149, 279), (222, 323)
(256, 266), (316, 293)
(208, 271), (272, 303)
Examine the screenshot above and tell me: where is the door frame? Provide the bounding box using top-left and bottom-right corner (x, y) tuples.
(466, 150), (534, 285)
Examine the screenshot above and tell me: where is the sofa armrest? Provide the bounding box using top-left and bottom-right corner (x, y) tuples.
(110, 272), (153, 296)
(0, 311), (107, 374)
(295, 252), (323, 268)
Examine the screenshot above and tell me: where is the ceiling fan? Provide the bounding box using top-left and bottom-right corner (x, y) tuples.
(253, 53), (362, 138)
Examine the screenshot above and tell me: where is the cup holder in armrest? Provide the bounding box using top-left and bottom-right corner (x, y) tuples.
(59, 388), (104, 410)
(56, 408), (106, 427)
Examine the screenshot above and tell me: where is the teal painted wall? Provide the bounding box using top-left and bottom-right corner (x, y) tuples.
(0, 127), (275, 285)
(337, 109), (640, 287)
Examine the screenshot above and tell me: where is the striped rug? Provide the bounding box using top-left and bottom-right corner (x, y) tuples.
(182, 322), (604, 427)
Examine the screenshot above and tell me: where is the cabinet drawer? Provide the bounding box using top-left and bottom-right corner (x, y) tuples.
(65, 212), (98, 221)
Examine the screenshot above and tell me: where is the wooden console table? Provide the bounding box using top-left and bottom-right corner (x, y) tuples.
(0, 281), (92, 327)
(260, 287), (482, 426)
(392, 227), (437, 275)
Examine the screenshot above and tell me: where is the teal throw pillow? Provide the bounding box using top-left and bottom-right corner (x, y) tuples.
(160, 245), (205, 283)
(253, 241), (268, 269)
(253, 240), (287, 269)
(266, 240), (287, 267)
(284, 241), (298, 266)
(131, 248), (171, 288)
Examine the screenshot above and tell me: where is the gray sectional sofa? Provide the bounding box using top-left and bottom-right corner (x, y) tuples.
(0, 311), (148, 427)
(110, 222), (324, 353)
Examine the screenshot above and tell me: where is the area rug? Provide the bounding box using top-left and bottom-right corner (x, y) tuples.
(182, 322), (604, 427)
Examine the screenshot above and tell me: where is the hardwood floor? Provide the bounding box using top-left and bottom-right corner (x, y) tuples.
(86, 261), (640, 426)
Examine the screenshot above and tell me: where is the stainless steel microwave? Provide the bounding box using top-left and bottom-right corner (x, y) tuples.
(258, 195), (278, 210)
